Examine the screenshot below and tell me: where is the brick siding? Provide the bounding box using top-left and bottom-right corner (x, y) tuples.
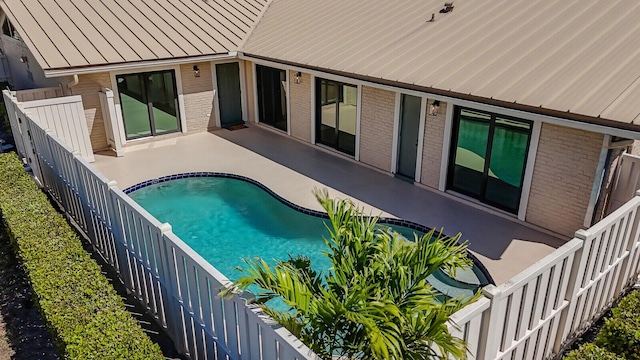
(359, 86), (395, 172)
(526, 123), (603, 237)
(180, 63), (216, 132)
(73, 72), (111, 151)
(289, 71), (312, 142)
(243, 61), (256, 123)
(420, 100), (447, 188)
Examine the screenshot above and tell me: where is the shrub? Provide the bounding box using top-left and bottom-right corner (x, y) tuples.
(0, 152), (163, 359)
(596, 290), (640, 360)
(564, 343), (622, 360)
(597, 317), (640, 360)
(0, 81), (11, 134)
(612, 290), (640, 324)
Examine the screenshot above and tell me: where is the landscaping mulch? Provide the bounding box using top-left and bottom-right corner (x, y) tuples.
(0, 221), (59, 360)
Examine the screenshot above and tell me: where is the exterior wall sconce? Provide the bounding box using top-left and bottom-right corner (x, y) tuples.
(19, 55), (28, 63)
(429, 100), (440, 116)
(193, 65), (200, 77)
(294, 71), (301, 84)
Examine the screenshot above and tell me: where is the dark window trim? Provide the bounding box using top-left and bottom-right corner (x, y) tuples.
(447, 106), (533, 214)
(117, 69), (181, 141)
(315, 77), (357, 156)
(256, 64), (288, 132)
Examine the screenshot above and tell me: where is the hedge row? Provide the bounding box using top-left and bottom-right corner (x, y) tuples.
(564, 290), (640, 360)
(0, 152), (163, 359)
(596, 290), (640, 359)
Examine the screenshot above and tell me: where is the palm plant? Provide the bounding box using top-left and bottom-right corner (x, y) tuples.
(227, 189), (479, 359)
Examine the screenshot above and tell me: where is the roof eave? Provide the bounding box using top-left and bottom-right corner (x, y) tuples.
(43, 53), (238, 78)
(242, 53), (640, 138)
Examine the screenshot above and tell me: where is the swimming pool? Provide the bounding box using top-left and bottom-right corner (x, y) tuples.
(126, 174), (493, 302)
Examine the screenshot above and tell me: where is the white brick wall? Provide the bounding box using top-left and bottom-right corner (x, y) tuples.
(420, 100), (447, 188)
(289, 71), (311, 142)
(631, 140), (640, 155)
(74, 72), (111, 151)
(526, 123), (603, 237)
(359, 86), (395, 172)
(180, 63), (216, 133)
(244, 61), (256, 123)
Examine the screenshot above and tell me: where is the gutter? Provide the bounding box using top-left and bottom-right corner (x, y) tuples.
(240, 53), (640, 139)
(64, 74), (79, 95)
(44, 53), (237, 78)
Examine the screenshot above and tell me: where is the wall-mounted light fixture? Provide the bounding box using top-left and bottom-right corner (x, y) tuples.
(294, 71), (302, 84)
(19, 55), (28, 64)
(193, 65), (200, 77)
(429, 100), (441, 116)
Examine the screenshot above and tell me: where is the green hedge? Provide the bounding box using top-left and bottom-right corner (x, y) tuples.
(596, 291), (640, 360)
(564, 343), (622, 360)
(0, 152), (163, 359)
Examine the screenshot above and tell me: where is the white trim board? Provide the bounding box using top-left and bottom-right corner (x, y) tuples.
(238, 54), (640, 140)
(438, 103), (454, 191)
(415, 97), (427, 183)
(390, 92), (401, 173)
(252, 62), (259, 125)
(354, 84), (363, 161)
(310, 74), (316, 144)
(46, 54), (236, 77)
(211, 62), (222, 128)
(238, 60), (248, 123)
(285, 69), (292, 136)
(518, 120), (542, 221)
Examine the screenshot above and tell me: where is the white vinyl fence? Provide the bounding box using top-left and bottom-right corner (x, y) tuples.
(4, 91), (640, 360)
(15, 86), (64, 102)
(609, 153), (640, 214)
(8, 95), (318, 359)
(98, 87), (123, 157)
(445, 195), (640, 360)
(3, 90), (94, 162)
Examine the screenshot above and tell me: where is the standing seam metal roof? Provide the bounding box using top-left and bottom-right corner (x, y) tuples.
(0, 0), (269, 70)
(242, 0), (640, 126)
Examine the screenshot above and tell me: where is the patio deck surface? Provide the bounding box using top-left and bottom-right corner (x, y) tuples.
(93, 125), (567, 284)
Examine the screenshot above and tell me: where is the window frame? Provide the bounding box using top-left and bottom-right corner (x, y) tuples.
(314, 77), (358, 156)
(116, 69), (181, 140)
(447, 106), (533, 213)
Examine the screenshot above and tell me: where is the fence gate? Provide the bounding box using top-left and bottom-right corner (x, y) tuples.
(609, 153), (640, 214)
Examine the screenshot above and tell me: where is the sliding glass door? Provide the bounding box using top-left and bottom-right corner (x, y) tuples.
(117, 70), (180, 140)
(315, 78), (357, 155)
(447, 107), (532, 213)
(256, 65), (287, 131)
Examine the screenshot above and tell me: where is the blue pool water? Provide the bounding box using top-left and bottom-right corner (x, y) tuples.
(129, 176), (489, 302)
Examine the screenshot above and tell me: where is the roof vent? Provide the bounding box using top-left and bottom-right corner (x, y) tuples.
(440, 1), (454, 13)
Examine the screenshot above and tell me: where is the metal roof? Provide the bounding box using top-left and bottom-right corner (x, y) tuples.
(243, 0), (640, 126)
(0, 0), (269, 70)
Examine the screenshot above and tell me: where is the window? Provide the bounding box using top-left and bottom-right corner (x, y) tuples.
(447, 107), (532, 213)
(256, 65), (287, 131)
(2, 17), (19, 40)
(116, 70), (181, 140)
(315, 78), (357, 156)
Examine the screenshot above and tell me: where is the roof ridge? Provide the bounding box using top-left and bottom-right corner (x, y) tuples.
(237, 0), (275, 52)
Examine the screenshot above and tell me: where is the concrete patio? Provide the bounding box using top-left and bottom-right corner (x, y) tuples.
(93, 125), (567, 284)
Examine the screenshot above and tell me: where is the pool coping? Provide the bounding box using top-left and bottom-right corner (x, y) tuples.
(124, 172), (495, 286)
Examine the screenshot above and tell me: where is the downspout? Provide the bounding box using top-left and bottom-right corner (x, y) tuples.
(584, 135), (635, 227)
(584, 135), (611, 228)
(63, 74), (79, 95)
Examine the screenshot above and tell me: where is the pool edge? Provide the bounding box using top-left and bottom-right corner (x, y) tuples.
(124, 172), (496, 286)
